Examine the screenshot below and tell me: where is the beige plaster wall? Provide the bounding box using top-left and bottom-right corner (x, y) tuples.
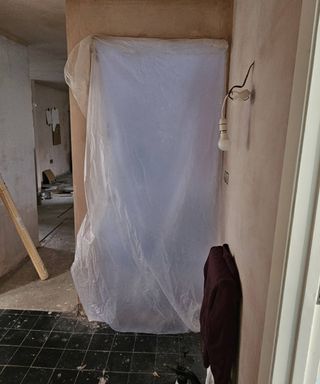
(0, 36), (38, 277)
(65, 0), (233, 231)
(221, 0), (302, 382)
(32, 82), (71, 191)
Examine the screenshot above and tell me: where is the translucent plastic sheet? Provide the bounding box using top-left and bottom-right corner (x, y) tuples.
(66, 37), (227, 333)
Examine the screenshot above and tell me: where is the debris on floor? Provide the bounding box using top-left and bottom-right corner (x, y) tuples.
(0, 309), (206, 383)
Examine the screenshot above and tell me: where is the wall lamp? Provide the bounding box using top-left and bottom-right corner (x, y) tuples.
(218, 62), (255, 151)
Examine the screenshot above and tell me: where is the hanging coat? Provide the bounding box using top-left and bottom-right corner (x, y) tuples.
(200, 244), (242, 384)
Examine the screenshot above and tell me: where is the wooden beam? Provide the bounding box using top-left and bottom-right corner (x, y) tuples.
(0, 174), (49, 281)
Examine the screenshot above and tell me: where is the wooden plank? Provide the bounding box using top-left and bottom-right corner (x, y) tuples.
(0, 174), (49, 281)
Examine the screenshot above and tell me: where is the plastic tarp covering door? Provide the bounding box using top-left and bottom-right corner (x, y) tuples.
(66, 37), (227, 334)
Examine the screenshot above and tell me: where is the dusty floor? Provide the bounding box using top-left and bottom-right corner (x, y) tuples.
(0, 309), (205, 384)
(0, 193), (77, 312)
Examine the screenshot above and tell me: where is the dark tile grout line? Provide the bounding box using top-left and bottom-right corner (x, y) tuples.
(126, 331), (137, 384)
(44, 325), (75, 383)
(104, 330), (118, 383)
(1, 312), (42, 384)
(0, 310), (204, 384)
(153, 333), (159, 384)
(73, 330), (96, 383)
(19, 313), (61, 384)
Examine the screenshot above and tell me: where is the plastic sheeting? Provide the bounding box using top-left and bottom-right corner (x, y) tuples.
(66, 37), (227, 334)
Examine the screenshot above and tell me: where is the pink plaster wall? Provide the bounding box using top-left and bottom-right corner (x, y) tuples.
(221, 1), (302, 382)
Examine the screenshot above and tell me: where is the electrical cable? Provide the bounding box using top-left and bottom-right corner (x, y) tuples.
(227, 62), (255, 100)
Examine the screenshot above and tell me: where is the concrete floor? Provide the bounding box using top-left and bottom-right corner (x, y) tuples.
(0, 194), (78, 312)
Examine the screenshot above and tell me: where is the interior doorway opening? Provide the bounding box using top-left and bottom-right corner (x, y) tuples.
(0, 82), (78, 313)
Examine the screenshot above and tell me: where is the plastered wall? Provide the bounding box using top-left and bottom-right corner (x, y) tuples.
(221, 0), (302, 382)
(32, 82), (71, 191)
(0, 36), (38, 277)
(65, 0), (233, 231)
(64, 0), (304, 382)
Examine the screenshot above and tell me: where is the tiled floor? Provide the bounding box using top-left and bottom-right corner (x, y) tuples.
(0, 309), (205, 384)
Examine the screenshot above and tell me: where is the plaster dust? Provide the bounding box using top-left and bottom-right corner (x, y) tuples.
(0, 195), (77, 312)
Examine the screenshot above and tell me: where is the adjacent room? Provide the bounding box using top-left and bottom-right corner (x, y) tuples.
(0, 1), (319, 384)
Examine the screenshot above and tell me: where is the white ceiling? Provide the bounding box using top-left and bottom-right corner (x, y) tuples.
(0, 0), (67, 83)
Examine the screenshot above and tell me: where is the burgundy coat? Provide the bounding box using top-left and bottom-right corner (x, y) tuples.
(200, 245), (242, 384)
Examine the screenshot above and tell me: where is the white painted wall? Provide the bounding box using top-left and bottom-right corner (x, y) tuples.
(0, 36), (38, 277)
(32, 82), (71, 190)
(29, 47), (66, 84)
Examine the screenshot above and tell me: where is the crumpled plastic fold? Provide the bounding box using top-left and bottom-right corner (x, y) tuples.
(65, 36), (227, 333)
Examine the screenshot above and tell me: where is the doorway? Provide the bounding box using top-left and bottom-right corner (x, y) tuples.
(0, 82), (77, 313)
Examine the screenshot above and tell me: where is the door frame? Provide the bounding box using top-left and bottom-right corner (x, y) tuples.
(258, 0), (320, 382)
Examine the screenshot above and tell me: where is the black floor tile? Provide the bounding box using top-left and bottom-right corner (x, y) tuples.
(89, 333), (114, 351)
(0, 366), (28, 383)
(184, 354), (206, 382)
(84, 350), (109, 370)
(67, 333), (91, 350)
(22, 330), (50, 347)
(0, 314), (19, 328)
(94, 323), (116, 334)
(8, 346), (39, 366)
(0, 311), (204, 384)
(180, 333), (201, 355)
(153, 373), (176, 384)
(75, 370), (102, 384)
(131, 353), (155, 373)
(57, 349), (86, 369)
(157, 336), (180, 354)
(12, 315), (39, 330)
(33, 316), (59, 331)
(128, 372), (154, 384)
(0, 346), (18, 364)
(46, 312), (62, 318)
(107, 352), (132, 372)
(49, 369), (78, 383)
(155, 354), (180, 373)
(107, 372), (129, 384)
(73, 320), (95, 334)
(22, 368), (53, 384)
(112, 334), (135, 352)
(134, 335), (157, 353)
(0, 329), (29, 345)
(44, 332), (71, 349)
(33, 348), (64, 368)
(2, 309), (22, 315)
(53, 318), (77, 333)
(0, 329), (7, 341)
(23, 310), (52, 316)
